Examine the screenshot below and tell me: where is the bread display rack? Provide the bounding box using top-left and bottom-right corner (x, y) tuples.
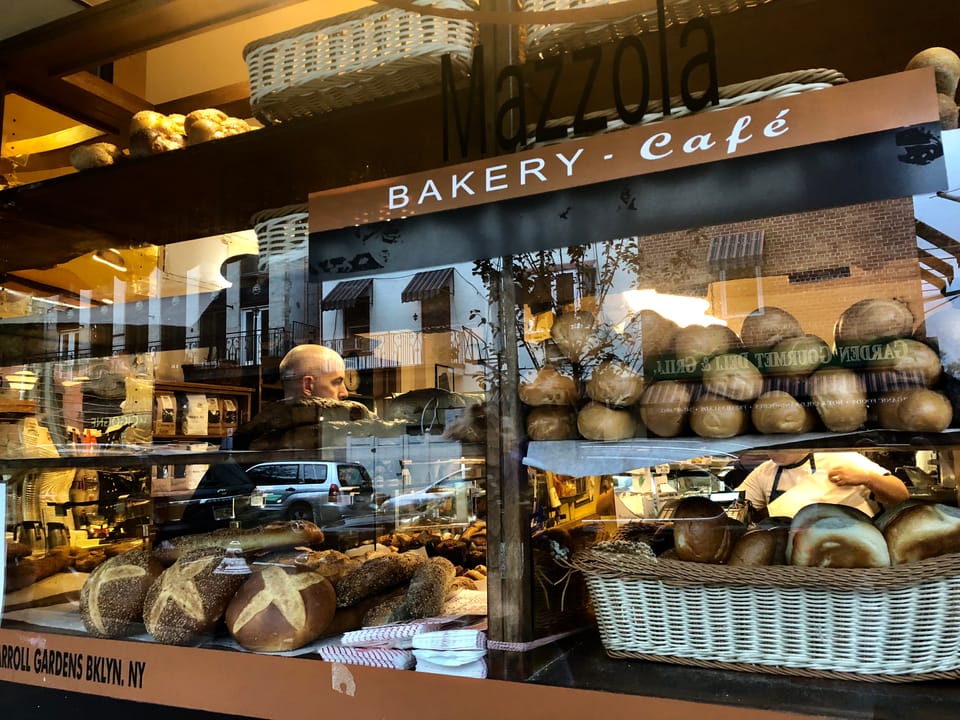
(243, 0), (477, 124)
(572, 543), (960, 682)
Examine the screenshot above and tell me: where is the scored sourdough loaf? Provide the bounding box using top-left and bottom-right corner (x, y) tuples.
(225, 564), (336, 652)
(143, 547), (247, 645)
(80, 549), (164, 638)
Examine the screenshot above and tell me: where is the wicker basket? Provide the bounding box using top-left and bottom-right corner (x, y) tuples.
(524, 0), (779, 56)
(572, 544), (960, 682)
(243, 1), (477, 124)
(251, 204), (309, 271)
(527, 68), (847, 147)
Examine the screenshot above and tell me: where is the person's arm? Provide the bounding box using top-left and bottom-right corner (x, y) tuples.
(827, 459), (910, 508)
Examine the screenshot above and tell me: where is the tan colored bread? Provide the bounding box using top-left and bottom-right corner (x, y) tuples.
(906, 47), (960, 96)
(519, 365), (578, 406)
(586, 359), (645, 407)
(739, 307), (803, 350)
(689, 394), (749, 439)
(577, 401), (635, 440)
(762, 334), (831, 376)
(673, 324), (740, 366)
(834, 298), (915, 347)
(550, 311), (599, 364)
(225, 565), (337, 652)
(751, 390), (818, 434)
(702, 353), (763, 401)
(809, 367), (867, 432)
(527, 405), (578, 440)
(638, 380), (693, 437)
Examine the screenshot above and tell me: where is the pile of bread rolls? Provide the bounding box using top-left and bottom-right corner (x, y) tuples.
(70, 108), (258, 171)
(662, 497), (960, 569)
(520, 298), (954, 442)
(77, 519), (485, 652)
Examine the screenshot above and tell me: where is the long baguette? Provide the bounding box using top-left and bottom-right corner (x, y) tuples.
(153, 520), (325, 565)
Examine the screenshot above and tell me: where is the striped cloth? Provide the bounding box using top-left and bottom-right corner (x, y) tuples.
(340, 619), (448, 649)
(317, 645), (414, 670)
(411, 629), (487, 651)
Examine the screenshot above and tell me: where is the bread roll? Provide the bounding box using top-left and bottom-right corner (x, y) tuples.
(869, 338), (942, 388)
(809, 367), (867, 432)
(80, 549), (164, 638)
(143, 548), (247, 645)
(787, 503), (876, 563)
(673, 324), (740, 366)
(906, 47), (960, 97)
(762, 334), (831, 377)
(834, 298), (915, 347)
(727, 526), (789, 566)
(876, 388), (952, 431)
(751, 390), (818, 434)
(527, 405), (578, 440)
(577, 401), (635, 440)
(689, 394), (749, 438)
(639, 380), (693, 437)
(586, 359), (644, 407)
(225, 565), (336, 652)
(884, 502), (960, 564)
(739, 307), (803, 350)
(70, 142), (122, 170)
(519, 365), (578, 406)
(550, 311), (599, 364)
(672, 496), (741, 563)
(790, 515), (890, 567)
(702, 353), (763, 401)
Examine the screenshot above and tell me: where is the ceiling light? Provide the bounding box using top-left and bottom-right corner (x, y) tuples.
(6, 370), (38, 391)
(92, 248), (127, 272)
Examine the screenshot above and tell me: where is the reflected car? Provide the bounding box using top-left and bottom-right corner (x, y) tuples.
(245, 460), (374, 525)
(379, 464), (486, 528)
(152, 461), (255, 541)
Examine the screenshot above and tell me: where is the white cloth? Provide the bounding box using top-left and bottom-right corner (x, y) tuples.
(736, 452), (888, 517)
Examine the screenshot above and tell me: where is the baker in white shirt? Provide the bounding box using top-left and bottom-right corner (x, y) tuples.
(736, 450), (909, 520)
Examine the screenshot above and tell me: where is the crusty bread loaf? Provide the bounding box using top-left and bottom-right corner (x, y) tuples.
(672, 496), (741, 563)
(362, 556), (456, 626)
(883, 502), (960, 564)
(739, 307), (803, 350)
(727, 526), (789, 566)
(689, 393), (749, 438)
(809, 367), (868, 432)
(586, 359), (645, 407)
(334, 552), (426, 608)
(80, 549), (164, 638)
(143, 547), (247, 645)
(790, 515), (890, 568)
(550, 311), (598, 364)
(787, 503), (874, 562)
(153, 520), (325, 565)
(673, 324), (740, 366)
(519, 366), (578, 406)
(225, 565), (336, 652)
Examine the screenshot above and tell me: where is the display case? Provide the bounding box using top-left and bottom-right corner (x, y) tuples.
(3, 2), (960, 719)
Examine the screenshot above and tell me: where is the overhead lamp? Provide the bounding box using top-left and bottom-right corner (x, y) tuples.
(5, 370), (38, 391)
(92, 248), (127, 273)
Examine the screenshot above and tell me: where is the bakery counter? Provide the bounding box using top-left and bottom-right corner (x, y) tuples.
(523, 631), (960, 719)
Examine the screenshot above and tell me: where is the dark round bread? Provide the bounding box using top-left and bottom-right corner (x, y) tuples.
(883, 502), (960, 564)
(672, 496), (741, 563)
(143, 547), (247, 646)
(80, 549), (164, 638)
(226, 565), (336, 652)
(727, 526), (789, 566)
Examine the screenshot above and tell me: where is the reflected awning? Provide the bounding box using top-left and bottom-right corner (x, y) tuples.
(401, 267), (454, 303)
(322, 278), (372, 310)
(707, 230), (764, 271)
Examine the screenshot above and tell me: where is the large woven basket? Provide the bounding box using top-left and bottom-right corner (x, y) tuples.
(524, 0), (779, 56)
(243, 1), (477, 124)
(251, 204), (309, 271)
(572, 544), (960, 682)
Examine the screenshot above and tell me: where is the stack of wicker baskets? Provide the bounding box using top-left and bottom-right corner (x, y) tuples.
(243, 1), (477, 124)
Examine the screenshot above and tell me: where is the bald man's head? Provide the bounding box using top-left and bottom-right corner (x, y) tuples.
(279, 345), (348, 400)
